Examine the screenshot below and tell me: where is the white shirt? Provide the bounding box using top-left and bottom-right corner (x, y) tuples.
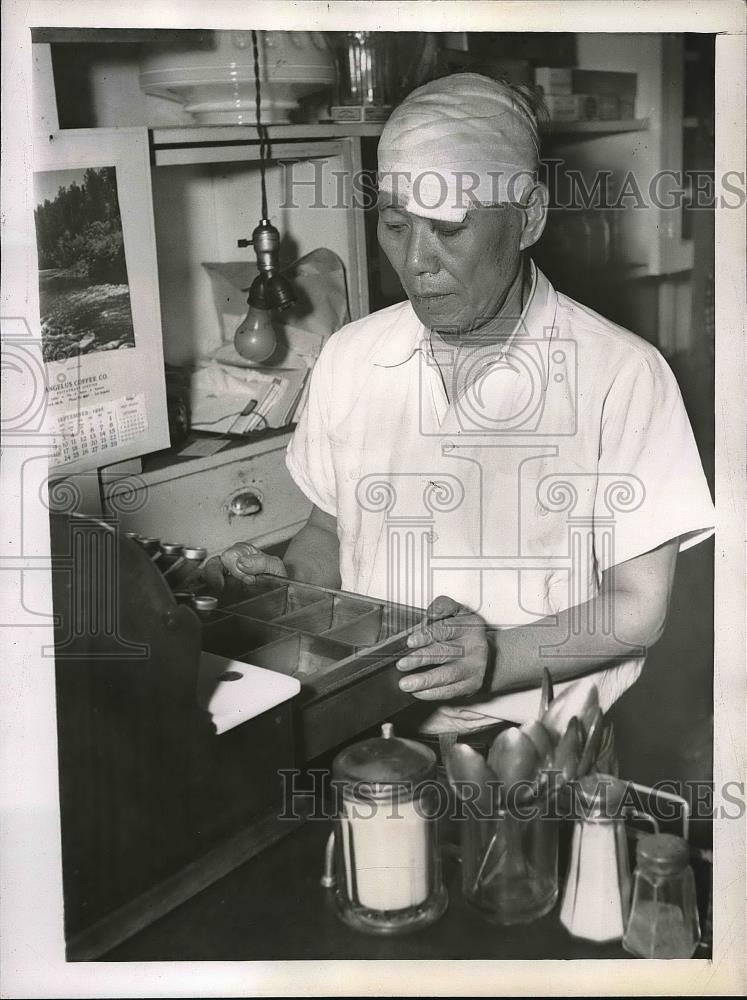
(286, 264), (715, 732)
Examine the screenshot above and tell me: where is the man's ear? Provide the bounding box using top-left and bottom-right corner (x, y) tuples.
(519, 182), (549, 251)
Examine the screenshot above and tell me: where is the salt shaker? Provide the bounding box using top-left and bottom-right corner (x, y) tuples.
(328, 722), (448, 935)
(623, 833), (700, 958)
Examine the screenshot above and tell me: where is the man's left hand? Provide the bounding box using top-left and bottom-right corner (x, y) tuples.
(396, 595), (490, 700)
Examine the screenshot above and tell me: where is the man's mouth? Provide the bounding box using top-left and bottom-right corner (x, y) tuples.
(410, 291), (454, 302)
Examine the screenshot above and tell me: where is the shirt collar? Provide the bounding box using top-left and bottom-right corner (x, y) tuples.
(371, 304), (429, 368)
(372, 262), (557, 369)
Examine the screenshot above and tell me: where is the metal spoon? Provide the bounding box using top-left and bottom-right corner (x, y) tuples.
(577, 706), (605, 777)
(539, 667), (554, 718)
(552, 715), (581, 783)
(444, 744), (502, 893)
(487, 727), (542, 798)
(521, 719), (555, 763)
(481, 728), (544, 888)
(541, 680), (599, 743)
(444, 743), (499, 821)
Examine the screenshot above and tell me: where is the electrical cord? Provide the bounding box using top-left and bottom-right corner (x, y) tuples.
(251, 29), (269, 220)
(193, 411), (246, 426)
(193, 412), (270, 433)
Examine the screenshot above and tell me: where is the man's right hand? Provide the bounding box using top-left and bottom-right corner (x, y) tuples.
(202, 541), (288, 589)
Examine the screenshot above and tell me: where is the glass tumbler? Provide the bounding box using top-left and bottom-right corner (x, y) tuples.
(461, 804), (559, 925)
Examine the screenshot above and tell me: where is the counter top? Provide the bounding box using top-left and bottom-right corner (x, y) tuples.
(102, 818), (669, 962)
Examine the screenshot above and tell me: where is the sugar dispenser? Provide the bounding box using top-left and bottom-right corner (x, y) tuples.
(559, 773), (658, 942)
(325, 722), (448, 935)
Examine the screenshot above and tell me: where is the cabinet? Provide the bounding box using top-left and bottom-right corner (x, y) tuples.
(35, 34), (377, 548)
(103, 429), (310, 551)
(97, 122), (380, 550)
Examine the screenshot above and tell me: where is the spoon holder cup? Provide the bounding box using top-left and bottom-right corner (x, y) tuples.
(461, 805), (559, 925)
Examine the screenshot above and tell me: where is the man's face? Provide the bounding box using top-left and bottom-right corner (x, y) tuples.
(377, 199), (526, 335)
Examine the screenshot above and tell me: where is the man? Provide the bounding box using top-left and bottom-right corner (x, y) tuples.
(208, 74), (714, 748)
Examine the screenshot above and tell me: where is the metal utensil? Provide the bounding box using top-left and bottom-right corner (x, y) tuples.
(539, 667), (554, 718)
(444, 743), (498, 821)
(577, 706), (605, 777)
(444, 744), (502, 893)
(521, 719), (555, 763)
(481, 728), (543, 888)
(553, 715), (581, 783)
(487, 727), (542, 796)
(542, 681), (599, 743)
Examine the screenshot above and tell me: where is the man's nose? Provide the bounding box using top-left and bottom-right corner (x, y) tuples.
(404, 222), (439, 276)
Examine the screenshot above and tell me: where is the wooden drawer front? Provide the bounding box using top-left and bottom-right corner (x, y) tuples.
(104, 447), (311, 554)
(301, 660), (412, 761)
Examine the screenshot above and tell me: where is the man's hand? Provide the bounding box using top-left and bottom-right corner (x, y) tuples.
(203, 541), (287, 589)
(395, 595), (490, 700)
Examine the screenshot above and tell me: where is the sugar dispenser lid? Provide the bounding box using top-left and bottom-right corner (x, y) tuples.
(636, 832), (690, 875)
(574, 773), (630, 818)
(332, 723), (436, 799)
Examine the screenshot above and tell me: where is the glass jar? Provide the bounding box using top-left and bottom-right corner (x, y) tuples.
(136, 536), (161, 556)
(191, 594), (222, 623)
(461, 801), (559, 925)
(330, 723), (448, 935)
(330, 32), (394, 107)
(153, 542), (184, 571)
(623, 833), (701, 958)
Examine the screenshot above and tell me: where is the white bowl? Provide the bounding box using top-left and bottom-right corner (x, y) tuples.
(139, 30), (336, 124)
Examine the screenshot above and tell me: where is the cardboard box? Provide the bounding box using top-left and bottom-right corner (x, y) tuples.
(534, 67), (573, 95)
(543, 93), (596, 122)
(618, 96), (635, 119)
(330, 105), (392, 123)
(571, 69), (637, 97)
(595, 95), (621, 120)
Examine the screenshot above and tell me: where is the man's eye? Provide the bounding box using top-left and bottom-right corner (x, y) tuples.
(382, 220), (406, 233)
(435, 226), (464, 239)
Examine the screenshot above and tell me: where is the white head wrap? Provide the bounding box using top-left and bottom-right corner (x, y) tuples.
(378, 73), (540, 222)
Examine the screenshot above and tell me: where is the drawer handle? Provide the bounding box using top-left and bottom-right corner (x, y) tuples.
(228, 491), (263, 517)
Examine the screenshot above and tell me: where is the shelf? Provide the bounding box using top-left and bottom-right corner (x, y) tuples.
(151, 123), (386, 149)
(107, 428), (295, 487)
(152, 118), (650, 150)
(547, 118), (649, 136)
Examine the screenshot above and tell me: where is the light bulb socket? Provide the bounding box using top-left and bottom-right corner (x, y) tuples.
(242, 219), (295, 312)
(265, 273), (295, 311)
(248, 274), (270, 309)
(247, 273), (294, 312)
(252, 219), (281, 257)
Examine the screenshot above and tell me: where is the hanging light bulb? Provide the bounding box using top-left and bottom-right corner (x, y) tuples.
(234, 219), (295, 363)
(233, 278), (277, 364)
(233, 34), (295, 364)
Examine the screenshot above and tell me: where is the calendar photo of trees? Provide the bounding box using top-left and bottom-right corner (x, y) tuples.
(34, 166), (136, 363)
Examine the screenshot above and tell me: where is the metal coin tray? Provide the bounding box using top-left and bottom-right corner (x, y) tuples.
(200, 574), (423, 760)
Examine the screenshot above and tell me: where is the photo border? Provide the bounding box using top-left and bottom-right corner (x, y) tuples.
(1, 2), (744, 997)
